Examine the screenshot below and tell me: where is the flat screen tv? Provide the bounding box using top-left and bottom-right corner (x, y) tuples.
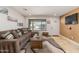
(65, 13), (78, 25)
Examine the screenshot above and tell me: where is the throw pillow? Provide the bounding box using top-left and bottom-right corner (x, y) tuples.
(1, 32), (11, 39)
(18, 32), (22, 37)
(5, 34), (14, 40)
(11, 30), (19, 38)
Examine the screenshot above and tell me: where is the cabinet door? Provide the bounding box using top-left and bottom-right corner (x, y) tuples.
(31, 41), (42, 49)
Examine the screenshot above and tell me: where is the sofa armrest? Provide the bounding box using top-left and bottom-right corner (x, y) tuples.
(0, 39), (20, 53)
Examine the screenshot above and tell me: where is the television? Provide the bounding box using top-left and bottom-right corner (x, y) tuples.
(65, 13), (78, 25)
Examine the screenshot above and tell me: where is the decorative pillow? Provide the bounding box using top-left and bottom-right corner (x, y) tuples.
(42, 32), (49, 37)
(16, 30), (22, 36)
(5, 34), (14, 40)
(1, 32), (11, 39)
(21, 29), (28, 34)
(11, 30), (19, 38)
(18, 29), (24, 34)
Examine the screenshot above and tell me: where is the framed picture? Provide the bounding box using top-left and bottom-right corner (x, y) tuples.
(17, 23), (23, 26)
(8, 16), (17, 22)
(0, 8), (8, 15)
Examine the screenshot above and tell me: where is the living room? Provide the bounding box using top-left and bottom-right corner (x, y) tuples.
(0, 0), (79, 59)
(0, 6), (79, 53)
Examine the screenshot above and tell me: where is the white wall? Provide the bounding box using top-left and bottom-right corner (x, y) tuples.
(47, 17), (60, 35)
(0, 7), (26, 31)
(0, 7), (60, 35)
(25, 16), (60, 35)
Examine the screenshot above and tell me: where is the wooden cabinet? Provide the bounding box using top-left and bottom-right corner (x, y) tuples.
(31, 40), (42, 49)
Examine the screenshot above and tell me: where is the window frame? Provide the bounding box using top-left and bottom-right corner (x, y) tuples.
(28, 19), (47, 31)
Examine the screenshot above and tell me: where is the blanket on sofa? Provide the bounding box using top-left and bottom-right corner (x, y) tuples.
(42, 36), (66, 53)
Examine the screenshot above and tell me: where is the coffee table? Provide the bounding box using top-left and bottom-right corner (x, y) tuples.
(30, 38), (42, 53)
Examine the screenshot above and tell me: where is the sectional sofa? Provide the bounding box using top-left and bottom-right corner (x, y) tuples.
(0, 28), (33, 53)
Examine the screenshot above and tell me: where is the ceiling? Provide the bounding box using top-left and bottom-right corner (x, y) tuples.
(12, 6), (79, 17)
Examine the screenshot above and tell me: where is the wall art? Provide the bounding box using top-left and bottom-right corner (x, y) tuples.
(8, 16), (18, 22)
(17, 23), (23, 26)
(0, 8), (8, 15)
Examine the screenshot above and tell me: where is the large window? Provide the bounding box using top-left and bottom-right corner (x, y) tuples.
(29, 19), (46, 31)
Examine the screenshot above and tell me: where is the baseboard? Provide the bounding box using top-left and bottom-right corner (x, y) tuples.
(61, 35), (79, 47)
